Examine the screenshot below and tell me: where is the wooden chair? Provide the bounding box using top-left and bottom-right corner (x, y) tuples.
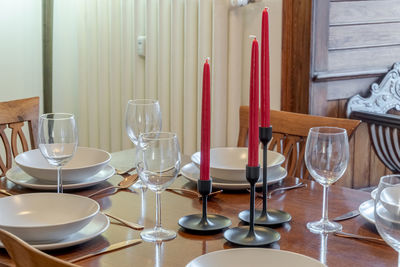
(237, 107), (361, 179)
(0, 229), (78, 267)
(0, 97), (39, 177)
(347, 63), (400, 176)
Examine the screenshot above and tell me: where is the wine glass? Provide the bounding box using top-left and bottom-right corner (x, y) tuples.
(38, 113), (78, 193)
(136, 132), (181, 242)
(305, 127), (349, 233)
(375, 175), (400, 266)
(125, 99), (162, 188)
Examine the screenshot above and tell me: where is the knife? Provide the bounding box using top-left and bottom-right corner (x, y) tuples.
(69, 239), (142, 263)
(333, 210), (360, 222)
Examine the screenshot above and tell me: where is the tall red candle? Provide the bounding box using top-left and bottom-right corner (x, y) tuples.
(261, 8), (270, 127)
(200, 58), (211, 181)
(248, 38), (259, 167)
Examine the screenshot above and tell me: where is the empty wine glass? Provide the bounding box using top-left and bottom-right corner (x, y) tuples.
(375, 175), (400, 266)
(305, 127), (349, 233)
(136, 132), (181, 242)
(38, 113), (78, 193)
(125, 99), (162, 188)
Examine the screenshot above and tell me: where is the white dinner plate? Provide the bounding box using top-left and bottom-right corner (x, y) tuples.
(181, 163), (287, 190)
(0, 212), (109, 250)
(6, 165), (115, 190)
(186, 248), (325, 267)
(371, 188), (377, 200)
(359, 199), (375, 224)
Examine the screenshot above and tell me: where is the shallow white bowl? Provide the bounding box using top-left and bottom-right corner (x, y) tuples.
(0, 193), (99, 242)
(380, 186), (400, 217)
(15, 147), (111, 182)
(191, 147), (285, 182)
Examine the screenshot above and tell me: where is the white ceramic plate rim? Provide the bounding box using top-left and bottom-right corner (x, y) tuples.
(0, 212), (110, 250)
(181, 163), (287, 190)
(0, 193), (99, 229)
(186, 248), (325, 267)
(15, 147), (111, 171)
(359, 199), (375, 224)
(191, 148), (285, 171)
(6, 165), (115, 190)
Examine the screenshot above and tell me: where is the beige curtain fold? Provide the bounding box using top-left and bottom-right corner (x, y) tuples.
(75, 0), (281, 153)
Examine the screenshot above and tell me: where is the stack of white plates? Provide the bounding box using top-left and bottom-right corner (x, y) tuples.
(182, 147), (287, 190)
(358, 188), (378, 224)
(6, 147), (115, 190)
(0, 193), (109, 250)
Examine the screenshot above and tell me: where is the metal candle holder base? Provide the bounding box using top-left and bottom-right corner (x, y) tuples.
(224, 165), (280, 246)
(179, 179), (231, 233)
(239, 127), (292, 226)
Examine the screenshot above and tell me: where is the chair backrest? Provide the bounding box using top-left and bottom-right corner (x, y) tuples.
(0, 97), (39, 176)
(238, 107), (361, 179)
(350, 111), (400, 173)
(0, 229), (78, 267)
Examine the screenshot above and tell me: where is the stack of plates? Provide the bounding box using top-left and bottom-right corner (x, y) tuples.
(358, 189), (378, 224)
(182, 147), (287, 190)
(6, 147), (115, 190)
(0, 193), (109, 250)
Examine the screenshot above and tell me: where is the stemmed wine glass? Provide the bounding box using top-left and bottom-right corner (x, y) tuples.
(136, 132), (181, 242)
(125, 99), (162, 188)
(375, 175), (400, 266)
(305, 127), (349, 233)
(38, 113), (78, 193)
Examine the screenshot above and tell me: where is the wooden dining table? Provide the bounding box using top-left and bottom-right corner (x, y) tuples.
(0, 150), (395, 267)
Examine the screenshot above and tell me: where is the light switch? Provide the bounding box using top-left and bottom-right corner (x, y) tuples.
(137, 35), (146, 57)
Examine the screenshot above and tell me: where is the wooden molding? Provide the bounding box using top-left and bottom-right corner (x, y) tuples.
(281, 0), (312, 114)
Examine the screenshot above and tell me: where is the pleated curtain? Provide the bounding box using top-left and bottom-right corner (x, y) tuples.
(75, 0), (280, 154)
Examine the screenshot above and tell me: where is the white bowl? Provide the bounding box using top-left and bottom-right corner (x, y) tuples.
(0, 193), (99, 242)
(191, 147), (285, 182)
(380, 186), (400, 217)
(15, 147), (111, 182)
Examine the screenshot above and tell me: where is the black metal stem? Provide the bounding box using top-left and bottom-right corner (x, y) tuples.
(245, 165), (259, 238)
(262, 143), (268, 214)
(200, 195), (208, 225)
(259, 126), (272, 216)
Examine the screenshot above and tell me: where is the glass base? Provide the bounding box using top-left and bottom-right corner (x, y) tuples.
(132, 179), (147, 190)
(307, 219), (342, 234)
(140, 227), (176, 242)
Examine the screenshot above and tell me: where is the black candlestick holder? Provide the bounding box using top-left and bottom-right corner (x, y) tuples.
(238, 126), (291, 226)
(224, 165), (280, 246)
(178, 179), (231, 233)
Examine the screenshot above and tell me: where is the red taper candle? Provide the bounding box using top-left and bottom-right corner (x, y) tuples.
(261, 8), (270, 127)
(200, 58), (211, 180)
(248, 38), (259, 167)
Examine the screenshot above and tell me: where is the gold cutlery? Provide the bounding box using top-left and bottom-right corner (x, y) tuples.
(166, 188), (223, 198)
(0, 189), (12, 196)
(104, 213), (144, 230)
(115, 167), (136, 175)
(334, 231), (387, 245)
(69, 239), (142, 263)
(88, 174), (138, 198)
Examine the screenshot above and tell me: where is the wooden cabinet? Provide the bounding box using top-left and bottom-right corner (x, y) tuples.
(282, 0), (400, 188)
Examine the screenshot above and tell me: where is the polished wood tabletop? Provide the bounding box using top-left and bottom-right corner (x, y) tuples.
(0, 152), (395, 267)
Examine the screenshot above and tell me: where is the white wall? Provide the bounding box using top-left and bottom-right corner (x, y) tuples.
(240, 0), (282, 110)
(0, 0), (43, 107)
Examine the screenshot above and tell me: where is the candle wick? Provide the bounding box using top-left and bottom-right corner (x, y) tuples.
(205, 57), (210, 63)
(264, 7), (270, 12)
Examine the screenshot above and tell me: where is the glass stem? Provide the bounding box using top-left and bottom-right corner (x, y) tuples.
(322, 185), (328, 222)
(155, 191), (162, 231)
(57, 166), (63, 194)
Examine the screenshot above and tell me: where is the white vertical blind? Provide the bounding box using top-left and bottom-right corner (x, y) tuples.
(75, 0), (282, 153)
